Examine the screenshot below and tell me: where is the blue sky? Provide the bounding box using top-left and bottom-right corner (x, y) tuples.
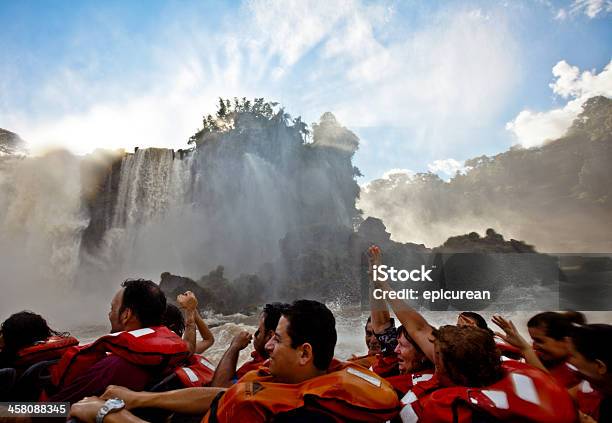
(1, 0), (611, 181)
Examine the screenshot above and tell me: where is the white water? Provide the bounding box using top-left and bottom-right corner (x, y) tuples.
(67, 308), (612, 367)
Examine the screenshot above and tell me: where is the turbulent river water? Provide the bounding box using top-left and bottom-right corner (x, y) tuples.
(69, 307), (612, 367)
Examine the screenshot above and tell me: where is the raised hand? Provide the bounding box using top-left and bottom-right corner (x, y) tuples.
(492, 315), (530, 350)
(230, 331), (253, 351)
(177, 291), (198, 311)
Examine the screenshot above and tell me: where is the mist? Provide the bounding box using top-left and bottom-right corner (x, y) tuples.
(0, 101), (361, 325)
(359, 96), (612, 253)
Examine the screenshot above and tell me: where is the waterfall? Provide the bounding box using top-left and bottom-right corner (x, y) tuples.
(0, 151), (89, 312)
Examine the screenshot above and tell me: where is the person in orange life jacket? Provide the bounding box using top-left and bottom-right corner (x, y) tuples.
(365, 245), (400, 377)
(49, 279), (188, 404)
(401, 325), (577, 423)
(176, 291), (215, 354)
(0, 311), (75, 372)
(210, 302), (287, 387)
(69, 300), (400, 423)
(347, 316), (383, 368)
(567, 324), (612, 423)
(493, 311), (582, 388)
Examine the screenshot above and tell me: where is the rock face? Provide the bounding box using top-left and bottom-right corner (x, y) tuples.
(77, 103), (362, 292)
(428, 228), (558, 310)
(160, 267), (266, 315)
(0, 129), (26, 156)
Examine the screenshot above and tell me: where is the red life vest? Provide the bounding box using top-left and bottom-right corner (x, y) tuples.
(495, 339), (523, 361)
(50, 326), (190, 389)
(236, 350), (266, 380)
(175, 354), (216, 387)
(386, 370), (435, 396)
(548, 361), (581, 388)
(14, 336), (79, 368)
(202, 362), (401, 423)
(372, 354), (400, 378)
(400, 360), (577, 423)
(576, 380), (603, 421)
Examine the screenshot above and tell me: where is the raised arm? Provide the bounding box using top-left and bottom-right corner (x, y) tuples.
(492, 315), (547, 372)
(177, 291), (215, 354)
(177, 291), (197, 354)
(367, 245), (392, 333)
(370, 248), (434, 362)
(210, 331), (252, 387)
(194, 310), (215, 354)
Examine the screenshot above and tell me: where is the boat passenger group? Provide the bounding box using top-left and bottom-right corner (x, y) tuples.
(0, 246), (610, 422)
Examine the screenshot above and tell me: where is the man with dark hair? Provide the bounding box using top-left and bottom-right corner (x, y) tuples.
(49, 279), (188, 404)
(364, 316), (382, 354)
(211, 302), (287, 387)
(348, 316), (382, 368)
(113, 279), (166, 331)
(267, 299), (337, 379)
(70, 299), (400, 423)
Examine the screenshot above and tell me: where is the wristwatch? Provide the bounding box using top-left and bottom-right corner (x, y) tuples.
(95, 398), (125, 423)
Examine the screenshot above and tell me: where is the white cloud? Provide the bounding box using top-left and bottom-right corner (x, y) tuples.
(506, 60), (612, 148)
(381, 168), (413, 180)
(570, 0), (612, 18)
(427, 159), (468, 179)
(3, 0), (520, 158)
(554, 8), (568, 20)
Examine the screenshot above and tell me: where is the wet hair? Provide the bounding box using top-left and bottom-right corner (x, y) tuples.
(527, 311), (573, 340)
(262, 303), (287, 332)
(0, 311), (66, 361)
(163, 304), (185, 337)
(282, 300), (337, 371)
(433, 325), (503, 387)
(571, 324), (612, 371)
(365, 316), (372, 329)
(459, 312), (488, 330)
(562, 311), (587, 325)
(120, 279), (166, 327)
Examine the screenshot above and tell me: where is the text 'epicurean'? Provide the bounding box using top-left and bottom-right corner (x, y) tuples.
(372, 265), (433, 282)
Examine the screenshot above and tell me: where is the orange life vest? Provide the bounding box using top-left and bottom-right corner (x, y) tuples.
(236, 350), (266, 380)
(14, 335), (79, 368)
(202, 361), (401, 423)
(50, 326), (190, 389)
(400, 360), (577, 423)
(175, 354), (216, 387)
(576, 380), (603, 421)
(347, 353), (377, 370)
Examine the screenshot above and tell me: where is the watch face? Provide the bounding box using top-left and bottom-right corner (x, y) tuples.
(106, 398), (125, 411)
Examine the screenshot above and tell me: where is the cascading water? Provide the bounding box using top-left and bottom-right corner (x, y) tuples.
(0, 110), (362, 326)
(0, 151), (89, 314)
